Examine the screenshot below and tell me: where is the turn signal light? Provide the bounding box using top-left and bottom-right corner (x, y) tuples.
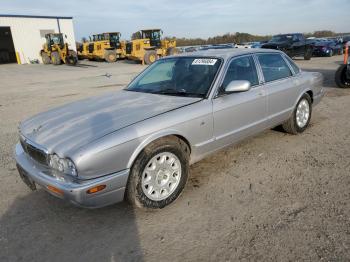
(47, 185), (63, 195)
(87, 185), (106, 194)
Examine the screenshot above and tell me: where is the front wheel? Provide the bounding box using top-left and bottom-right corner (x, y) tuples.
(126, 136), (190, 209)
(51, 51), (61, 65)
(41, 52), (51, 64)
(282, 94), (312, 134)
(104, 50), (117, 63)
(144, 50), (157, 65)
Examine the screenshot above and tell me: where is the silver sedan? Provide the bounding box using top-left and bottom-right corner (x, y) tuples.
(14, 49), (324, 209)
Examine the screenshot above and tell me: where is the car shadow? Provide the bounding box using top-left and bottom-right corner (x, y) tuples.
(0, 191), (143, 262)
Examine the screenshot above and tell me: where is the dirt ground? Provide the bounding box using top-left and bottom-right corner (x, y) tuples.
(0, 56), (349, 262)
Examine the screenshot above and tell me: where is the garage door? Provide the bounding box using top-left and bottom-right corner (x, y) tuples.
(0, 27), (17, 64)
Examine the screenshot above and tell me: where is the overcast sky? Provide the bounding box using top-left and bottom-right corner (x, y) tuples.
(1, 0), (348, 41)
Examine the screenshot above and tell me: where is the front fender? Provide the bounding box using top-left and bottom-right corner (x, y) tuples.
(126, 129), (189, 169)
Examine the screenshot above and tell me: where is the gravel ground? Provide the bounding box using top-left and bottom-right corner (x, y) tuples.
(0, 56), (349, 262)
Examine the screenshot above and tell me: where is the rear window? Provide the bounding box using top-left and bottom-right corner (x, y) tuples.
(257, 54), (292, 82)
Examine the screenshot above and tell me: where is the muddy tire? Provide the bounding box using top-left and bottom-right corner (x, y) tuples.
(65, 50), (78, 65)
(126, 136), (190, 209)
(282, 93), (312, 135)
(51, 51), (61, 65)
(104, 50), (117, 63)
(335, 64), (350, 88)
(144, 50), (157, 65)
(304, 47), (312, 60)
(41, 52), (51, 64)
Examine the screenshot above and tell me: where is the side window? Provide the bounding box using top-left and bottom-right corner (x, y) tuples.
(284, 55), (301, 74)
(221, 56), (259, 90)
(257, 54), (293, 82)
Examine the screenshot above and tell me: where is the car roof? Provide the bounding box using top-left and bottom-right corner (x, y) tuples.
(176, 48), (282, 60)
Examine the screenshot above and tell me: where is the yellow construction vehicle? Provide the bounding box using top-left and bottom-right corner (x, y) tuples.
(80, 32), (125, 62)
(40, 33), (77, 65)
(125, 29), (176, 65)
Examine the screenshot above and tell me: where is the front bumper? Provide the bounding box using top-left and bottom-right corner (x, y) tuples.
(14, 143), (129, 208)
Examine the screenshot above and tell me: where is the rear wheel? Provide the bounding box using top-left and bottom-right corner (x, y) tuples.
(126, 136), (190, 209)
(304, 47), (312, 60)
(144, 50), (157, 65)
(335, 64), (350, 88)
(51, 51), (61, 65)
(104, 50), (117, 63)
(282, 94), (312, 134)
(41, 52), (51, 64)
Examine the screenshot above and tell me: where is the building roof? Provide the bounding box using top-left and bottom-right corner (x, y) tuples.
(0, 14), (72, 19)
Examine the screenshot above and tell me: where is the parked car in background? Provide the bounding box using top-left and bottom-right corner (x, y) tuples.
(200, 44), (235, 50)
(262, 33), (313, 60)
(251, 41), (268, 48)
(15, 49), (324, 209)
(313, 41), (343, 56)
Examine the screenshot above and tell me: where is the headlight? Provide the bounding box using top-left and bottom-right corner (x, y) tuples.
(49, 154), (77, 177)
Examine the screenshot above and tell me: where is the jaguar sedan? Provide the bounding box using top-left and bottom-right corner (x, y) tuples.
(15, 49), (324, 209)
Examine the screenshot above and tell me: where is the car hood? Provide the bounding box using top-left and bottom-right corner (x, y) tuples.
(20, 90), (201, 154)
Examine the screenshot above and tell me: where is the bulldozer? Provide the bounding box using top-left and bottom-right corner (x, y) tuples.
(40, 33), (78, 65)
(79, 32), (126, 62)
(125, 29), (176, 65)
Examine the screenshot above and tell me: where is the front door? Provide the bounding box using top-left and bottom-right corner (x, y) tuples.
(212, 55), (267, 148)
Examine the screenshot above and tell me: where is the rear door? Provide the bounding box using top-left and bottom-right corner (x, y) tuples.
(212, 55), (267, 147)
(256, 53), (299, 127)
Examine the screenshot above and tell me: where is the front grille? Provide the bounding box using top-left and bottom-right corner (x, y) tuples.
(126, 42), (132, 54)
(20, 138), (48, 165)
(88, 43), (94, 53)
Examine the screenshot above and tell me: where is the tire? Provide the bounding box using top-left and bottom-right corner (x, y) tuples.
(328, 49), (333, 57)
(104, 50), (117, 63)
(51, 51), (61, 65)
(41, 52), (51, 64)
(144, 50), (157, 65)
(65, 50), (78, 65)
(335, 64), (350, 88)
(126, 136), (190, 209)
(166, 47), (176, 56)
(304, 47), (312, 60)
(282, 93), (312, 134)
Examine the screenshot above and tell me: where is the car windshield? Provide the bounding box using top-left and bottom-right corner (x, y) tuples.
(270, 35), (292, 42)
(126, 57), (222, 97)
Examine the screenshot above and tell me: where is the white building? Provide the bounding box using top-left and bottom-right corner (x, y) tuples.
(0, 14), (76, 64)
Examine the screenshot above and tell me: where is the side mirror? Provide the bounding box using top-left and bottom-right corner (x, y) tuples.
(224, 80), (251, 93)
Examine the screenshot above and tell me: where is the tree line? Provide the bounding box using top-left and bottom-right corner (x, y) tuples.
(165, 30), (345, 47)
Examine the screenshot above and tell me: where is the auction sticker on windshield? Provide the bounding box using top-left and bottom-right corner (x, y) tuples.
(192, 58), (217, 65)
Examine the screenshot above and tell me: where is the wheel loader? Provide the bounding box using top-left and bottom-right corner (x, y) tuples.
(81, 32), (126, 62)
(125, 29), (177, 65)
(40, 33), (78, 65)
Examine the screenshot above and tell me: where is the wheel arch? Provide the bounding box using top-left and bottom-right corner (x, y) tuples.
(127, 130), (191, 169)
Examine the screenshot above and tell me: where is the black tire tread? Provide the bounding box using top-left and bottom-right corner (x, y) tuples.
(126, 136), (190, 209)
(335, 64), (350, 88)
(282, 93), (312, 134)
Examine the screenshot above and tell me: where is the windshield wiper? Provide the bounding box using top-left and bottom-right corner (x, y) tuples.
(154, 89), (203, 97)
